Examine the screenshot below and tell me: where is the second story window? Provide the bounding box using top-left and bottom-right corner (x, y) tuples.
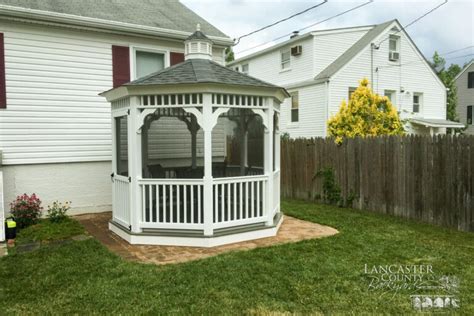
(467, 105), (473, 125)
(281, 49), (291, 70)
(413, 92), (422, 113)
(242, 64), (249, 74)
(468, 72), (474, 89)
(388, 35), (400, 62)
(135, 49), (165, 79)
(290, 91), (299, 122)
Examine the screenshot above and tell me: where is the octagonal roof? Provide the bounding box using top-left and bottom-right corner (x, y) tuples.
(125, 59), (283, 90)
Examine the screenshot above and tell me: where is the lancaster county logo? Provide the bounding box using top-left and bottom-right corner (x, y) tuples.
(363, 264), (460, 310)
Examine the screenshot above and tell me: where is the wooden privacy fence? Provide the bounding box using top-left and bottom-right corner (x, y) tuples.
(281, 135), (474, 232)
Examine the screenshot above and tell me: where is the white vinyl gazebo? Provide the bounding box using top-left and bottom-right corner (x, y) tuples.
(101, 27), (288, 247)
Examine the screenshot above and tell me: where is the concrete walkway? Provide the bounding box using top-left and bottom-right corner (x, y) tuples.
(75, 212), (338, 265)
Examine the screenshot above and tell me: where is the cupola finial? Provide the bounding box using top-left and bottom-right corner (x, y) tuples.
(196, 23), (201, 32)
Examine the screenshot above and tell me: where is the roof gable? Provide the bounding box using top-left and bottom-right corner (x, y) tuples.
(0, 0), (228, 38)
(454, 60), (474, 82)
(314, 20), (395, 82)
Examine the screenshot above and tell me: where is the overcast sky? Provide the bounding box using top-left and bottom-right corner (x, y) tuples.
(182, 0), (474, 67)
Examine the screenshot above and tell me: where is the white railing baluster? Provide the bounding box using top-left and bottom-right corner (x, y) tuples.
(148, 184), (153, 222)
(184, 185), (187, 223)
(256, 181), (260, 217)
(198, 184), (202, 224)
(251, 181), (255, 218)
(227, 183), (231, 221)
(220, 184), (225, 222)
(177, 184), (180, 223)
(233, 182), (237, 220)
(163, 184), (167, 223)
(190, 185), (194, 224)
(240, 182), (243, 219)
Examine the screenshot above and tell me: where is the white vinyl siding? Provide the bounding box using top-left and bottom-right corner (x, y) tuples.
(0, 21), (226, 165)
(280, 84), (326, 138)
(329, 24), (445, 124)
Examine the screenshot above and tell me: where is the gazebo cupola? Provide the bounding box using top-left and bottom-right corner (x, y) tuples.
(101, 28), (289, 247)
(184, 24), (213, 60)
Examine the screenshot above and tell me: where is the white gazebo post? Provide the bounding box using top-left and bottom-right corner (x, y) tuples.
(129, 96), (142, 233)
(202, 93), (214, 236)
(264, 98), (274, 226)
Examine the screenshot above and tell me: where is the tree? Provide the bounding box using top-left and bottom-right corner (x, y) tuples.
(327, 78), (404, 144)
(431, 51), (462, 121)
(225, 46), (235, 63)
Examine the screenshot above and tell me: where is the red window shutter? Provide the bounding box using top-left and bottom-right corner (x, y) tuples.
(170, 52), (185, 66)
(0, 33), (6, 109)
(112, 45), (130, 88)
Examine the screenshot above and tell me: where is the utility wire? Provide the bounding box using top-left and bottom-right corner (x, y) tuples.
(440, 45), (474, 56)
(377, 52), (474, 70)
(376, 0), (448, 46)
(236, 0), (374, 55)
(233, 1), (328, 46)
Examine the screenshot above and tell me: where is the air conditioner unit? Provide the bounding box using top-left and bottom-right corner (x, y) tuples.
(389, 51), (400, 61)
(291, 45), (302, 56)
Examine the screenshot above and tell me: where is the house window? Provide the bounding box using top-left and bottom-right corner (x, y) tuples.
(384, 90), (396, 105)
(242, 64), (249, 74)
(135, 50), (165, 79)
(468, 105), (473, 125)
(388, 35), (400, 61)
(281, 50), (291, 70)
(115, 116), (128, 177)
(234, 66), (239, 72)
(413, 93), (422, 113)
(468, 72), (474, 89)
(348, 87), (357, 101)
(290, 91), (299, 122)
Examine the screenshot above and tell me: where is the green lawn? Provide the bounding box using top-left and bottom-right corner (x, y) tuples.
(15, 217), (85, 244)
(0, 200), (472, 314)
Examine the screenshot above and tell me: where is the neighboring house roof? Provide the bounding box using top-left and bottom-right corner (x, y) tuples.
(127, 59), (285, 90)
(228, 24), (374, 66)
(0, 0), (231, 43)
(314, 20), (395, 83)
(409, 118), (465, 128)
(454, 60), (474, 82)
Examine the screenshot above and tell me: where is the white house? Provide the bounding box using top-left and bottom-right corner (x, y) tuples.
(229, 19), (464, 138)
(454, 60), (474, 134)
(0, 0), (233, 214)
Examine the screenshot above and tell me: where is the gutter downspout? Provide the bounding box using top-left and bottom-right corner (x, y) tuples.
(325, 80), (330, 137)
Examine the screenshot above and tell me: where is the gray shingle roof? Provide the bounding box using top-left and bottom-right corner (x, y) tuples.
(314, 20), (396, 83)
(126, 59), (281, 89)
(0, 0), (228, 38)
(186, 30), (212, 42)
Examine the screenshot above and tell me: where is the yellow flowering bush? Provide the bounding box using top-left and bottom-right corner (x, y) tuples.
(327, 78), (404, 144)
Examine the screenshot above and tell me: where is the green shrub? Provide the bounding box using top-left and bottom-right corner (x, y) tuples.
(47, 201), (71, 223)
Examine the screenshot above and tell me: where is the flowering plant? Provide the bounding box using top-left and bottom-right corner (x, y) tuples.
(10, 193), (43, 228)
(47, 201), (71, 223)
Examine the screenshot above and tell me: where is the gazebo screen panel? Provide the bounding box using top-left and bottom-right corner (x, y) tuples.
(212, 108), (264, 178)
(115, 115), (129, 177)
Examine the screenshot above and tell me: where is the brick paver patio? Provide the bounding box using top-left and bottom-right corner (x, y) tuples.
(75, 212), (338, 265)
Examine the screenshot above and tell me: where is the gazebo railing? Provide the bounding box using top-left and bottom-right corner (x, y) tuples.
(134, 175), (270, 232)
(139, 178), (204, 230)
(113, 175), (131, 228)
(213, 175), (267, 229)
